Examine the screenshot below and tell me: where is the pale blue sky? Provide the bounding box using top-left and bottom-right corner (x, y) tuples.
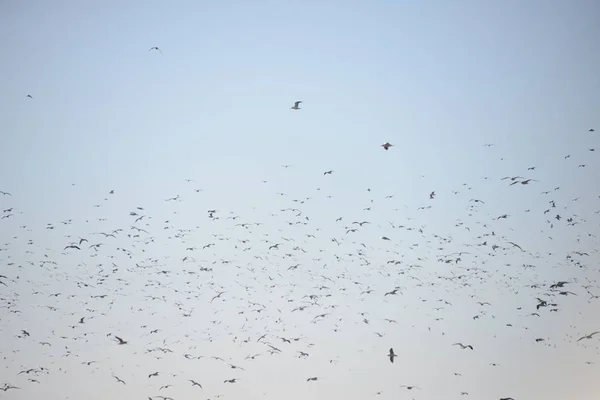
(1, 1), (600, 399)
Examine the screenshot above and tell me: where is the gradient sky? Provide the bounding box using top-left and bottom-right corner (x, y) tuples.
(1, 1), (600, 399)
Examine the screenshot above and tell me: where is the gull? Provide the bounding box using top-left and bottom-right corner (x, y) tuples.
(401, 385), (420, 390)
(577, 331), (599, 342)
(429, 191), (435, 199)
(507, 241), (525, 252)
(381, 142), (393, 150)
(380, 236), (390, 241)
(228, 363), (245, 371)
(388, 348), (397, 363)
(113, 335), (128, 345)
(189, 380), (202, 388)
(291, 101), (302, 110)
(113, 375), (126, 385)
(453, 343), (473, 350)
(323, 170), (334, 175)
(149, 46), (163, 54)
(0, 191), (11, 196)
(306, 377), (318, 382)
(211, 291), (226, 302)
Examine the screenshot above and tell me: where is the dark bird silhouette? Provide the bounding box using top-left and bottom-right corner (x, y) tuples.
(381, 142), (393, 150)
(149, 46), (163, 54)
(577, 331), (599, 342)
(388, 348), (397, 363)
(113, 335), (127, 345)
(189, 380), (202, 388)
(291, 101), (302, 110)
(453, 343), (474, 350)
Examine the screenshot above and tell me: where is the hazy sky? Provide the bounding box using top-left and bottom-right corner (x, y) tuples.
(1, 1), (599, 399)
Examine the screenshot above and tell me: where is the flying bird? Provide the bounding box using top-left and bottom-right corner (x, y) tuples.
(149, 46), (163, 54)
(577, 331), (599, 342)
(388, 348), (397, 363)
(291, 101), (302, 110)
(381, 142), (393, 150)
(453, 343), (474, 350)
(189, 379), (202, 388)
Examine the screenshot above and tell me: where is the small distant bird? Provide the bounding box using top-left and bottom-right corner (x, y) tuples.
(577, 331), (599, 342)
(589, 128), (595, 132)
(381, 142), (393, 150)
(323, 170), (334, 175)
(26, 94), (33, 99)
(453, 343), (473, 350)
(429, 191), (435, 199)
(113, 335), (128, 345)
(189, 380), (202, 388)
(0, 191), (11, 196)
(149, 46), (163, 54)
(388, 348), (397, 363)
(306, 377), (318, 382)
(291, 101), (302, 110)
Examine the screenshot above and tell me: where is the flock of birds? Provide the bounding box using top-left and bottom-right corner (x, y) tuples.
(3, 47), (600, 400)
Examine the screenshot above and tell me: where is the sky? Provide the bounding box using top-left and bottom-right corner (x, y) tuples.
(1, 0), (600, 399)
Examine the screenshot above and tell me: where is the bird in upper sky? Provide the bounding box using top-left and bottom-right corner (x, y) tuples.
(189, 380), (202, 388)
(149, 46), (163, 54)
(388, 348), (397, 363)
(429, 191), (435, 199)
(453, 343), (474, 350)
(291, 101), (302, 110)
(26, 94), (33, 99)
(577, 331), (599, 342)
(381, 142), (393, 150)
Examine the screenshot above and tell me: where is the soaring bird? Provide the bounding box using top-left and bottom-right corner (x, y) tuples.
(149, 46), (163, 54)
(291, 101), (302, 110)
(381, 142), (393, 150)
(577, 331), (599, 342)
(189, 379), (202, 388)
(113, 335), (128, 345)
(26, 94), (33, 99)
(388, 348), (397, 363)
(453, 343), (474, 350)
